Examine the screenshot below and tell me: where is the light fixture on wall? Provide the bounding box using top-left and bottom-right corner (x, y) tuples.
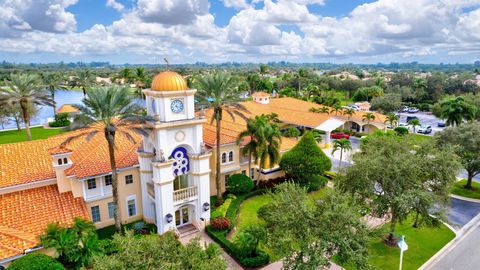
(166, 213), (173, 223)
(203, 202), (210, 211)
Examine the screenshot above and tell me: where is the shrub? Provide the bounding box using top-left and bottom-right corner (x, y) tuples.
(239, 249), (270, 268)
(8, 253), (65, 270)
(211, 217), (230, 230)
(324, 171), (337, 180)
(211, 195), (235, 219)
(394, 126), (409, 136)
(48, 113), (70, 127)
(304, 175), (328, 192)
(283, 127), (301, 138)
(98, 239), (118, 255)
(227, 174), (254, 195)
(280, 131), (332, 184)
(132, 221), (148, 234)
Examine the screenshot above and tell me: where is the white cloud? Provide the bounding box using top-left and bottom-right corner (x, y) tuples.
(0, 0), (77, 34)
(136, 0), (210, 25)
(222, 0), (250, 9)
(106, 0), (124, 12)
(1, 0), (480, 63)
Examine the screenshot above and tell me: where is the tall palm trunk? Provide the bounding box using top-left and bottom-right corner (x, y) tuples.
(82, 86), (87, 97)
(106, 129), (122, 234)
(339, 149), (343, 168)
(20, 100), (31, 140)
(50, 87), (56, 114)
(248, 151), (252, 179)
(215, 113), (223, 205)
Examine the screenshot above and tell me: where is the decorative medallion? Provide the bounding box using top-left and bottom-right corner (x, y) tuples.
(170, 99), (184, 113)
(171, 147), (189, 176)
(175, 130), (186, 142)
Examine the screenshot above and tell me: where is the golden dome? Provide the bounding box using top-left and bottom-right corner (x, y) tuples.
(151, 71), (188, 91)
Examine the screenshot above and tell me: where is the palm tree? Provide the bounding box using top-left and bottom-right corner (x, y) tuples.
(330, 104), (342, 115)
(134, 67), (147, 99)
(61, 86), (152, 233)
(0, 74), (54, 140)
(439, 96), (476, 127)
(408, 118), (421, 133)
(70, 69), (94, 97)
(309, 107), (319, 113)
(384, 112), (399, 128)
(196, 72), (248, 205)
(256, 120), (282, 180)
(343, 107), (355, 120)
(319, 106), (330, 114)
(362, 112), (376, 133)
(120, 68), (134, 85)
(331, 138), (352, 168)
(42, 72), (66, 114)
(237, 116), (266, 181)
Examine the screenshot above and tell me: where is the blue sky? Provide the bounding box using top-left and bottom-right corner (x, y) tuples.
(1, 0), (480, 64)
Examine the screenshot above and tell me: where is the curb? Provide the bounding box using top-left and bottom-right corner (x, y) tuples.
(419, 212), (480, 270)
(449, 194), (480, 203)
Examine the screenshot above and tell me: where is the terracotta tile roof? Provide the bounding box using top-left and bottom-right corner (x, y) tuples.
(0, 128), (141, 188)
(202, 97), (386, 146)
(252, 92), (270, 97)
(0, 185), (89, 260)
(56, 104), (79, 114)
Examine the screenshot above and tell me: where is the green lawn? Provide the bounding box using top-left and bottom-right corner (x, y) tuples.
(350, 217), (455, 270)
(407, 133), (432, 142)
(0, 126), (65, 144)
(451, 179), (480, 199)
(233, 188), (330, 261)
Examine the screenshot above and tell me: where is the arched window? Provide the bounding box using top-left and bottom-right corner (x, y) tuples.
(58, 159), (62, 165)
(151, 99), (156, 114)
(221, 153), (227, 164)
(228, 151), (234, 162)
(63, 157), (68, 164)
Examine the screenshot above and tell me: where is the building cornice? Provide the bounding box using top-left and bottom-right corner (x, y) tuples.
(0, 178), (57, 195)
(152, 118), (206, 129)
(143, 89), (197, 98)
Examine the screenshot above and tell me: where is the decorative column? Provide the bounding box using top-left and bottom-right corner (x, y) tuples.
(188, 152), (212, 228)
(152, 159), (175, 234)
(324, 131), (331, 148)
(137, 149), (155, 223)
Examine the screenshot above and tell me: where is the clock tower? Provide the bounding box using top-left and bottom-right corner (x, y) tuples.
(138, 71), (211, 235)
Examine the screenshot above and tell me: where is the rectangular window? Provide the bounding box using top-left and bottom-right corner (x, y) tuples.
(127, 199), (136, 217)
(87, 178), (96, 190)
(242, 170), (246, 175)
(105, 175), (112, 186)
(107, 202), (115, 219)
(91, 206), (101, 223)
(125, 175), (133, 185)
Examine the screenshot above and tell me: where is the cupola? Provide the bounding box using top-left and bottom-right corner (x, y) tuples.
(151, 71), (188, 91)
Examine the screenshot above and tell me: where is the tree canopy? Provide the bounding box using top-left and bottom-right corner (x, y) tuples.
(338, 134), (460, 243)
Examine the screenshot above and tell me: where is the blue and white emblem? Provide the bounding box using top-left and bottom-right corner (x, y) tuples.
(171, 99), (184, 113)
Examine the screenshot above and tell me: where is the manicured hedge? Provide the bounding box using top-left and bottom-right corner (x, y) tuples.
(207, 188), (270, 268)
(206, 226), (269, 268)
(8, 253), (65, 270)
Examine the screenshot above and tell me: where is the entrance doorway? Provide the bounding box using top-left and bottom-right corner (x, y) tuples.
(175, 206), (189, 226)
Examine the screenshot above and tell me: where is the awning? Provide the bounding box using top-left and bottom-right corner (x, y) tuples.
(315, 118), (346, 132)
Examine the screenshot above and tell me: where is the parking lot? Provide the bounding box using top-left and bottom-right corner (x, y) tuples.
(398, 111), (446, 135)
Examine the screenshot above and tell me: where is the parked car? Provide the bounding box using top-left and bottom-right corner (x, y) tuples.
(401, 106), (409, 112)
(407, 107), (419, 113)
(348, 104), (360, 111)
(330, 132), (350, 140)
(437, 121), (446, 127)
(417, 125), (432, 134)
(398, 122), (409, 127)
(406, 116), (419, 123)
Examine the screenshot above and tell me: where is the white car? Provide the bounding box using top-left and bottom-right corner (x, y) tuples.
(398, 122), (409, 127)
(407, 107), (419, 113)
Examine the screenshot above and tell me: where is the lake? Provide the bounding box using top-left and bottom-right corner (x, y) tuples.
(1, 90), (145, 130)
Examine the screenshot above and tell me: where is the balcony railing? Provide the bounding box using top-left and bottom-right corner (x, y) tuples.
(173, 186), (198, 202)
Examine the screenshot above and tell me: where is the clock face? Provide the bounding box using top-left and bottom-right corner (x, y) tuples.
(171, 99), (184, 113)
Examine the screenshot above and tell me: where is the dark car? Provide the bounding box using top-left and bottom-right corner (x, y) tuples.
(406, 116), (419, 123)
(330, 132), (350, 140)
(437, 121), (446, 127)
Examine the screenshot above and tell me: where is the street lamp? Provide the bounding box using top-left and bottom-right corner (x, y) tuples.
(397, 235), (408, 270)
